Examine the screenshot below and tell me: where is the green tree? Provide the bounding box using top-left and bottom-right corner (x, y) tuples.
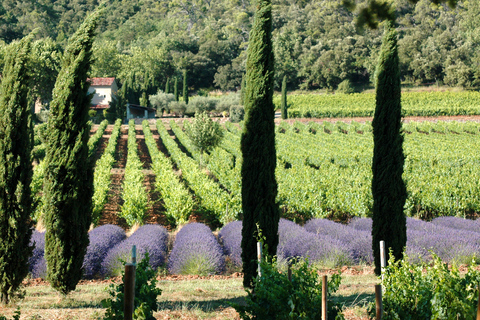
(43, 9), (102, 295)
(280, 75), (287, 119)
(240, 0), (279, 288)
(183, 69), (189, 104)
(165, 77), (169, 93)
(371, 20), (407, 276)
(0, 36), (33, 305)
(174, 77), (179, 101)
(184, 112), (224, 167)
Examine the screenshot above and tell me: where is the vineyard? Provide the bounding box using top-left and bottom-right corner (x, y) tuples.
(277, 91), (480, 118)
(32, 117), (480, 230)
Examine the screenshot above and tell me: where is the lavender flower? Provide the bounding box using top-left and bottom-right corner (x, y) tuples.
(278, 219), (354, 267)
(348, 217), (372, 232)
(431, 216), (480, 234)
(305, 218), (373, 264)
(218, 220), (242, 267)
(83, 224), (126, 279)
(29, 230), (46, 278)
(101, 224), (168, 277)
(168, 223), (225, 275)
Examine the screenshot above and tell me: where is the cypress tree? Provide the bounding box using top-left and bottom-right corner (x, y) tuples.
(0, 36), (33, 305)
(281, 75), (287, 119)
(174, 77), (179, 101)
(43, 9), (102, 295)
(183, 69), (188, 104)
(371, 20), (407, 276)
(165, 77), (170, 94)
(240, 0), (278, 288)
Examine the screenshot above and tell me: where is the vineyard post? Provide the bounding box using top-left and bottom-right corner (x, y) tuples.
(322, 275), (327, 320)
(375, 284), (383, 320)
(124, 246), (137, 320)
(287, 260), (292, 282)
(257, 242), (262, 279)
(380, 241), (386, 289)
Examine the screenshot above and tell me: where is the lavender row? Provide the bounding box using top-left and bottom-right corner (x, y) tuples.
(168, 223), (225, 275)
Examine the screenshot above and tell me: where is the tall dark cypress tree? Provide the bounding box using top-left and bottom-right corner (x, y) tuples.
(43, 9), (102, 295)
(240, 0), (278, 288)
(371, 20), (407, 276)
(174, 77), (179, 101)
(183, 69), (189, 104)
(165, 77), (170, 94)
(0, 37), (33, 305)
(281, 75), (288, 119)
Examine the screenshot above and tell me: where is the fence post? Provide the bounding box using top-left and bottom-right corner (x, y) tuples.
(380, 241), (386, 288)
(287, 261), (292, 282)
(257, 242), (262, 279)
(322, 275), (328, 320)
(124, 246), (137, 320)
(375, 284), (383, 320)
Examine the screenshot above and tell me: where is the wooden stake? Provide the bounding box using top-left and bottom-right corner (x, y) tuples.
(287, 263), (292, 282)
(322, 275), (328, 320)
(124, 263), (136, 320)
(375, 284), (383, 320)
(257, 242), (262, 278)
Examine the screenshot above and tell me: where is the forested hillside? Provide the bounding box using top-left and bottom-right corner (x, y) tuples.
(1, 0), (479, 100)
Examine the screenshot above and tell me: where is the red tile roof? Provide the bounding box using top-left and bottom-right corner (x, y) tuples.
(91, 104), (110, 109)
(88, 77), (116, 86)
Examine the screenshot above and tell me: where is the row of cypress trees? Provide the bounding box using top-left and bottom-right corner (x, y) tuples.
(0, 9), (103, 302)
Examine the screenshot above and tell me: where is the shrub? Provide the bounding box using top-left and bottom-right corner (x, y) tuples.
(149, 90), (175, 116)
(168, 101), (187, 116)
(336, 79), (355, 94)
(188, 96), (218, 114)
(101, 224), (168, 277)
(278, 219), (354, 268)
(371, 253), (480, 320)
(233, 256), (344, 320)
(218, 221), (242, 268)
(102, 253), (162, 320)
(216, 93), (240, 114)
(229, 105), (244, 123)
(305, 218), (373, 264)
(168, 223), (225, 275)
(83, 225), (126, 279)
(29, 230), (46, 278)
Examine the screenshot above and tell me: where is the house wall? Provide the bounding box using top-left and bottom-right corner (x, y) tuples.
(88, 81), (118, 105)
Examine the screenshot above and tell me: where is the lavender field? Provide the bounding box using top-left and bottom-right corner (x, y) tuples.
(29, 216), (480, 279)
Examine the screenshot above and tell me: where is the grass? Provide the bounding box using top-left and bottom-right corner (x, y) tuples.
(0, 270), (378, 319)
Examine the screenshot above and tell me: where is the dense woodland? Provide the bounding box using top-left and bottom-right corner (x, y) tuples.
(1, 0), (479, 106)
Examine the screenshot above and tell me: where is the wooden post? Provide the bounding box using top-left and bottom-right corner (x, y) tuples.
(124, 263), (136, 320)
(132, 245), (136, 265)
(476, 287), (480, 320)
(257, 242), (262, 279)
(380, 241), (386, 287)
(375, 284), (383, 320)
(322, 275), (328, 320)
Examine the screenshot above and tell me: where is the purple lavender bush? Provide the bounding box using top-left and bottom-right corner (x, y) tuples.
(218, 220), (242, 268)
(101, 224), (168, 277)
(29, 230), (46, 278)
(83, 224), (126, 279)
(305, 218), (373, 264)
(168, 223), (225, 275)
(431, 216), (480, 234)
(348, 217), (372, 232)
(277, 219), (354, 268)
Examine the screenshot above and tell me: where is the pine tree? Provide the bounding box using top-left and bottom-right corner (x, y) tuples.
(183, 69), (189, 104)
(0, 36), (34, 305)
(281, 75), (288, 119)
(43, 9), (103, 295)
(371, 20), (407, 276)
(240, 0), (279, 288)
(174, 77), (179, 101)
